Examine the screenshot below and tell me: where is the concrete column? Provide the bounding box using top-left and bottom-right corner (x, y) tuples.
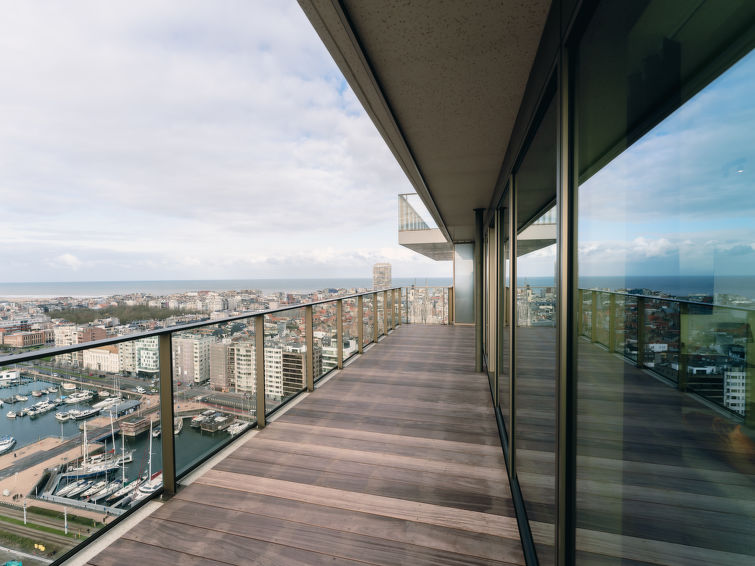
(475, 208), (484, 372)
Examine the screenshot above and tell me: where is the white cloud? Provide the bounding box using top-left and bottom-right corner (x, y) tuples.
(0, 2), (451, 282)
(53, 254), (83, 271)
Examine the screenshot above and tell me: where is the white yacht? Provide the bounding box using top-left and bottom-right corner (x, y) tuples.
(0, 436), (16, 455)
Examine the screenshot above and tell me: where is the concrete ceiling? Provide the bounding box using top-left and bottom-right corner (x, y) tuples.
(299, 0), (551, 243)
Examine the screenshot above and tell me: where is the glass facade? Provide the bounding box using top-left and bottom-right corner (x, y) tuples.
(481, 2), (755, 564)
(575, 4), (755, 560)
(514, 94), (558, 565)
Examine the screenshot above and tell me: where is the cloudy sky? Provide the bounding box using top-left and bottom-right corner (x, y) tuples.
(0, 1), (450, 283)
(519, 47), (755, 281)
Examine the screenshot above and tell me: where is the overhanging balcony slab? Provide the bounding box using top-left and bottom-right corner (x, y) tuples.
(399, 228), (454, 261)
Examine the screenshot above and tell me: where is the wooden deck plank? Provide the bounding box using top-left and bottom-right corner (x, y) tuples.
(149, 499), (518, 566)
(196, 470), (521, 540)
(89, 325), (521, 565)
(171, 483), (525, 564)
(238, 437), (508, 479)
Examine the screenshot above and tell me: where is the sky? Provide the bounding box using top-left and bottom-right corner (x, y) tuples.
(0, 1), (450, 283)
(518, 47), (755, 280)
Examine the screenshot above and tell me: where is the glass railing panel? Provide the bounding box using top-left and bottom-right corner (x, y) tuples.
(314, 302), (337, 379)
(264, 307), (308, 402)
(580, 290), (593, 338)
(612, 294), (627, 354)
(363, 296), (374, 347)
(377, 293), (385, 337)
(0, 341), (162, 560)
(642, 298), (680, 384)
(342, 298), (359, 364)
(173, 319), (253, 478)
(684, 303), (748, 416)
(405, 287), (449, 324)
(623, 295), (639, 363)
(594, 292), (611, 347)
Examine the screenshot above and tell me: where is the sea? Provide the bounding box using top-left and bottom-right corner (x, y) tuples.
(0, 277), (453, 299)
(0, 275), (753, 300)
(519, 275), (755, 300)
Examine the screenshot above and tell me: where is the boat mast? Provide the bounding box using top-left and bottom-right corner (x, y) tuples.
(147, 418), (152, 479)
(121, 429), (126, 484)
(83, 422), (88, 464)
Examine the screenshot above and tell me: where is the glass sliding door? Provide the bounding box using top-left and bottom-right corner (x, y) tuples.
(499, 195), (512, 436)
(574, 2), (755, 563)
(514, 93), (558, 565)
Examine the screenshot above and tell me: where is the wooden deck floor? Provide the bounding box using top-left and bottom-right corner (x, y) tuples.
(88, 325), (524, 566)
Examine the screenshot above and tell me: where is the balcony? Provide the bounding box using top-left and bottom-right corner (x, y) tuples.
(398, 194), (454, 261)
(76, 323), (523, 565)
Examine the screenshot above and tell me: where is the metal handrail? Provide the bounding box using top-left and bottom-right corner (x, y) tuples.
(0, 287), (404, 366)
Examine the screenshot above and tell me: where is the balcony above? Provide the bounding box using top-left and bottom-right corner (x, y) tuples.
(398, 194), (453, 261)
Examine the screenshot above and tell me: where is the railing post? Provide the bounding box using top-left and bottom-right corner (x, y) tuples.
(396, 288), (402, 326)
(305, 305), (314, 391)
(391, 289), (396, 329)
(577, 289), (584, 336)
(590, 290), (598, 343)
(254, 316), (266, 428)
(449, 286), (455, 325)
(383, 290), (388, 334)
(636, 296), (646, 368)
(357, 295), (364, 354)
(158, 333), (176, 497)
(608, 292), (617, 353)
(373, 293), (378, 342)
(336, 299), (344, 369)
(678, 302), (689, 391)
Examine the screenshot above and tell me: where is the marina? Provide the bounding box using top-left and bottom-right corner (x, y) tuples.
(0, 372), (253, 525)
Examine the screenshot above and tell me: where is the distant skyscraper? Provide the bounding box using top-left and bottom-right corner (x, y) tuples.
(373, 263), (392, 289)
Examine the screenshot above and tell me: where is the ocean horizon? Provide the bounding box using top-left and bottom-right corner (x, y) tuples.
(0, 277), (453, 299)
(0, 275), (752, 300)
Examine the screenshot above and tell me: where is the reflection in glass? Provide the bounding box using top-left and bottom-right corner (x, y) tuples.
(514, 95), (557, 565)
(577, 21), (755, 562)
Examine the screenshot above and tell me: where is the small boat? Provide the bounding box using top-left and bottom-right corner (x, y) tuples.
(66, 480), (93, 498)
(81, 480), (108, 499)
(112, 494), (133, 509)
(91, 481), (122, 502)
(107, 476), (145, 503)
(0, 436), (16, 455)
(173, 417), (183, 435)
(227, 420), (251, 437)
(98, 390), (110, 398)
(55, 411), (70, 422)
(31, 390), (43, 397)
(15, 394), (28, 402)
(70, 408), (99, 421)
(6, 411), (16, 419)
(62, 382), (76, 391)
(56, 479), (86, 497)
(64, 391), (94, 404)
(190, 414), (206, 427)
(152, 425), (161, 438)
(132, 472), (163, 504)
